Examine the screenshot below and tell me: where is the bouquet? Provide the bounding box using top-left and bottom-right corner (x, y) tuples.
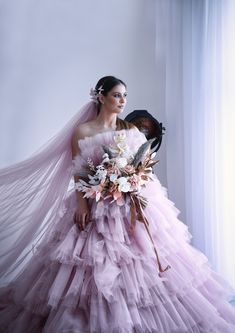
(74, 132), (157, 208)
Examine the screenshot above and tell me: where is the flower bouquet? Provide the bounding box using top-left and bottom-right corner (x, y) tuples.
(74, 133), (157, 208)
(73, 132), (170, 272)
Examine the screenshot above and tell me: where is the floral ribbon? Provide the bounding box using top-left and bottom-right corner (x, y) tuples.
(129, 193), (171, 273)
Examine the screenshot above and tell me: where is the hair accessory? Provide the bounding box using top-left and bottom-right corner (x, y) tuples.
(89, 88), (98, 104)
(97, 85), (104, 94)
(89, 85), (104, 104)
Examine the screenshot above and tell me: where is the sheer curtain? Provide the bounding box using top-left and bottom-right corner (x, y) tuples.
(220, 0), (235, 288)
(155, 0), (235, 287)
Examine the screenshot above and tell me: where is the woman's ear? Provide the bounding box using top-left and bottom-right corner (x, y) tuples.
(98, 94), (105, 105)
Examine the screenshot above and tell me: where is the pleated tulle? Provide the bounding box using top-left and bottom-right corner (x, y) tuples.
(1, 129), (235, 333)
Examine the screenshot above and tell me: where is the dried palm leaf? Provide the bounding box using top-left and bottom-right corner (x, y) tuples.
(131, 138), (155, 168)
(102, 145), (115, 159)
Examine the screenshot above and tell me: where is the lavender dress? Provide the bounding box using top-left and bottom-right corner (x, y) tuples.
(0, 128), (235, 333)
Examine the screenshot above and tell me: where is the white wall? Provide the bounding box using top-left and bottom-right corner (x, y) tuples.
(0, 0), (167, 185)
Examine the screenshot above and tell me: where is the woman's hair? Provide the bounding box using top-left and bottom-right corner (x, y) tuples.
(95, 75), (135, 130)
(116, 118), (135, 130)
(95, 75), (126, 97)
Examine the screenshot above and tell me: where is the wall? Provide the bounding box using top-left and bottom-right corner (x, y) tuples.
(0, 0), (167, 186)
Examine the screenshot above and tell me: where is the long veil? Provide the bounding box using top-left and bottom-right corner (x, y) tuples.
(0, 101), (97, 286)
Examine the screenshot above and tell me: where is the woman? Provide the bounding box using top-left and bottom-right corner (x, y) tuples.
(0, 76), (235, 332)
(71, 76), (131, 232)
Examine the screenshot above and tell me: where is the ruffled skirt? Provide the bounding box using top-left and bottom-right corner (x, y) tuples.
(1, 179), (235, 332)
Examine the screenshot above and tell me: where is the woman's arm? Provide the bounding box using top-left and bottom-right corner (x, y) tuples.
(71, 126), (90, 230)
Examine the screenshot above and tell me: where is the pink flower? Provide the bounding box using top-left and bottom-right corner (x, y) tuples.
(83, 184), (104, 202)
(112, 190), (125, 206)
(124, 164), (135, 174)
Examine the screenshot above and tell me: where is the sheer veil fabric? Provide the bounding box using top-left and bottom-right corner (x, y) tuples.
(0, 101), (97, 286)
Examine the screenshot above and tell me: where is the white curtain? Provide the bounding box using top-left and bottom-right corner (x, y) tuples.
(220, 0), (235, 289)
(155, 0), (235, 287)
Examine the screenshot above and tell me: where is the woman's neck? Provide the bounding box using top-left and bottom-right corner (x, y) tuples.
(95, 110), (117, 130)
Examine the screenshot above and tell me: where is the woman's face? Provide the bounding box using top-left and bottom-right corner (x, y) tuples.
(100, 84), (127, 114)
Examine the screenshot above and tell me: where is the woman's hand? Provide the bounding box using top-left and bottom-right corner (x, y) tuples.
(71, 126), (92, 231)
(73, 197), (90, 231)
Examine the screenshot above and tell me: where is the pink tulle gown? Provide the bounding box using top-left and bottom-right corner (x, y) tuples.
(0, 128), (235, 333)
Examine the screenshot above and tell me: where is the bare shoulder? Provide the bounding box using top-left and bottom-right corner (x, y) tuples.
(71, 122), (93, 157)
(72, 121), (94, 142)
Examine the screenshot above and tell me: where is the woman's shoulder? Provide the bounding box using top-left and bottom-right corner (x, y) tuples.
(71, 122), (95, 158)
(72, 121), (95, 142)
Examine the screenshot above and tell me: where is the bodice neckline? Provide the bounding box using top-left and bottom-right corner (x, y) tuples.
(77, 127), (140, 145)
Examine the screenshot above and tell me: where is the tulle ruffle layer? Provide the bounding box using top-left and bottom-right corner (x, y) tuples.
(1, 180), (235, 333)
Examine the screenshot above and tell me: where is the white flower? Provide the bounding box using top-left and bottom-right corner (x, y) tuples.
(117, 177), (131, 192)
(122, 149), (134, 161)
(89, 88), (99, 104)
(115, 157), (128, 168)
(102, 153), (110, 163)
(96, 167), (107, 180)
(110, 173), (118, 182)
(88, 174), (99, 185)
